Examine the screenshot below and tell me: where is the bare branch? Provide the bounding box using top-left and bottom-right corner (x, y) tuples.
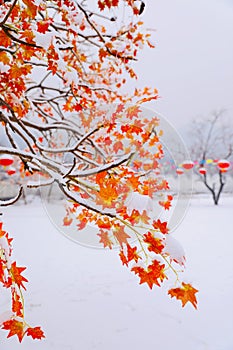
(0, 186), (23, 207)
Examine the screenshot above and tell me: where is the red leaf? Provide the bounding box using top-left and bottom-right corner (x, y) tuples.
(74, 103), (82, 112)
(98, 0), (119, 10)
(37, 19), (52, 34)
(98, 0), (105, 10)
(26, 326), (45, 340)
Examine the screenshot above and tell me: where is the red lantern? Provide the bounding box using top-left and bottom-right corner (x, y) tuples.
(182, 161), (194, 170)
(176, 168), (184, 175)
(199, 167), (207, 175)
(217, 159), (230, 170)
(7, 167), (16, 176)
(0, 155), (14, 167)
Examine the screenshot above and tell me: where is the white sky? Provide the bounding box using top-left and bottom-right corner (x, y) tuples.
(131, 0), (233, 130)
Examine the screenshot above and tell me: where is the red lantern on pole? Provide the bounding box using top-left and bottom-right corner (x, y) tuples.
(0, 155), (14, 167)
(182, 161), (194, 170)
(217, 159), (230, 170)
(176, 168), (184, 175)
(199, 167), (207, 175)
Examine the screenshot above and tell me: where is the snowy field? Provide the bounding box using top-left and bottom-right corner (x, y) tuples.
(0, 194), (233, 350)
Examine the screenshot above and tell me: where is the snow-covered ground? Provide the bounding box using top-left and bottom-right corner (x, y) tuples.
(0, 194), (233, 350)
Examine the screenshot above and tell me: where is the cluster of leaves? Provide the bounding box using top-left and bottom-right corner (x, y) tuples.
(0, 222), (45, 341)
(0, 0), (155, 119)
(62, 104), (198, 309)
(0, 0), (198, 342)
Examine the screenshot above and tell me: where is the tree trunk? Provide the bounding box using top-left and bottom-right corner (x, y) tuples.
(202, 172), (225, 205)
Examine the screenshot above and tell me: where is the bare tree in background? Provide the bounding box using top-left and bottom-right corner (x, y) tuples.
(187, 110), (233, 205)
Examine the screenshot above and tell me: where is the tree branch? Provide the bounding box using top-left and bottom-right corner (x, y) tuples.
(0, 186), (23, 206)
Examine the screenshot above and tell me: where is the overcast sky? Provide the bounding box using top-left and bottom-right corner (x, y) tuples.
(130, 0), (233, 130)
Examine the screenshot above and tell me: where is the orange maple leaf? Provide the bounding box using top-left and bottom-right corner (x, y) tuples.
(168, 282), (198, 309)
(76, 208), (95, 230)
(127, 174), (141, 189)
(26, 326), (45, 340)
(159, 200), (172, 210)
(10, 262), (28, 290)
(113, 225), (130, 247)
(63, 216), (73, 226)
(2, 319), (25, 343)
(0, 262), (5, 284)
(97, 229), (113, 249)
(22, 0), (38, 18)
(133, 160), (142, 170)
(126, 105), (141, 120)
(149, 134), (159, 146)
(96, 217), (111, 229)
(132, 260), (167, 289)
(47, 44), (59, 74)
(139, 210), (150, 225)
(20, 29), (35, 44)
(143, 232), (164, 254)
(19, 45), (38, 60)
(113, 140), (123, 153)
(119, 250), (128, 266)
(63, 96), (74, 112)
(152, 219), (169, 234)
(12, 291), (24, 317)
(77, 218), (88, 230)
(138, 95), (159, 105)
(127, 244), (140, 263)
(124, 209), (141, 225)
(10, 64), (32, 79)
(99, 47), (108, 62)
(121, 124), (143, 135)
(159, 195), (173, 210)
(0, 51), (10, 65)
(96, 171), (119, 207)
(0, 30), (11, 48)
